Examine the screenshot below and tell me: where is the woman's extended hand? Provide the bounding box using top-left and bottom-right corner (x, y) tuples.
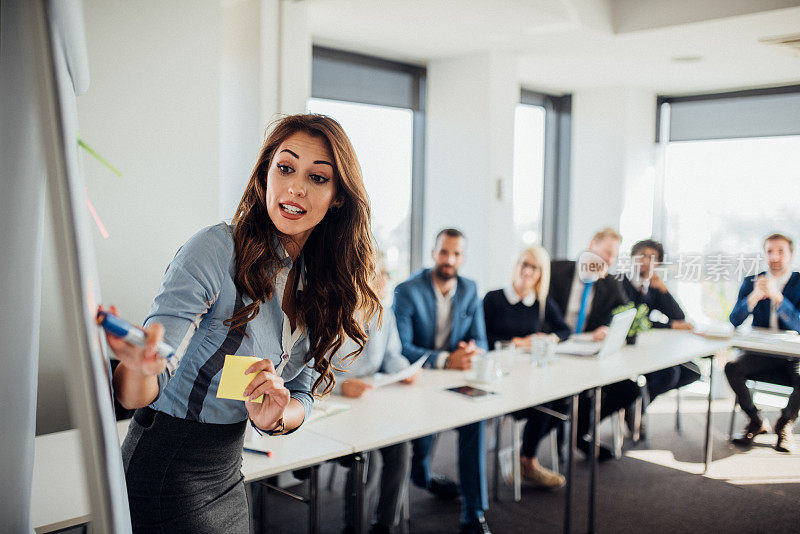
(342, 378), (376, 398)
(102, 305), (167, 377)
(243, 358), (291, 431)
(512, 335), (532, 348)
(400, 368), (422, 385)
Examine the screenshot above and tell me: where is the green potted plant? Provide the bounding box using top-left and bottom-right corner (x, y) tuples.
(612, 303), (652, 345)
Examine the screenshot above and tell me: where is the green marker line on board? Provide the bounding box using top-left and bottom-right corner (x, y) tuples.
(78, 137), (122, 177)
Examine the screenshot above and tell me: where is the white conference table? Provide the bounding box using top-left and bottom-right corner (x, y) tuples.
(731, 329), (800, 358)
(32, 330), (729, 534)
(311, 330), (727, 451)
(312, 330), (728, 534)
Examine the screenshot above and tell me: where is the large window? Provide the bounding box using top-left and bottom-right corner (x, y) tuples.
(310, 47), (425, 282)
(307, 98), (413, 281)
(656, 87), (800, 324)
(512, 103), (546, 248)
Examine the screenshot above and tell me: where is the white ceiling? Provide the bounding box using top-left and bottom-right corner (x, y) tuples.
(308, 0), (800, 94)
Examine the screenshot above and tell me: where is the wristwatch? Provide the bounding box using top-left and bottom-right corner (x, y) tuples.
(265, 416), (285, 436)
(249, 415), (285, 436)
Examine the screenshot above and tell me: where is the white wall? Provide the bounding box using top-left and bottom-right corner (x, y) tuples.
(486, 55), (521, 289)
(219, 0), (311, 220)
(425, 60), (657, 289)
(618, 89), (658, 253)
(278, 1), (312, 116)
(37, 0), (222, 434)
(38, 0), (312, 434)
(568, 87), (657, 258)
(424, 53), (518, 293)
(424, 56), (658, 290)
(220, 0), (263, 221)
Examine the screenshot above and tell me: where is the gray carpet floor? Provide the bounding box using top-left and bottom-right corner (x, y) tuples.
(260, 387), (800, 534)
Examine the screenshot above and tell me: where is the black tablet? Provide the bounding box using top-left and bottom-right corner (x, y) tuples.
(447, 385), (497, 399)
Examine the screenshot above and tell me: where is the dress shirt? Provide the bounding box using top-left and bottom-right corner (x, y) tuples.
(433, 278), (457, 369)
(331, 308), (409, 393)
(769, 271), (792, 331)
(565, 269), (595, 331)
(274, 250), (305, 376)
(632, 277), (650, 295)
(147, 223), (314, 425)
(502, 285), (537, 307)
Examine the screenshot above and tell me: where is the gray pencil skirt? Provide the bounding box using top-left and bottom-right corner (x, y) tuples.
(121, 407), (249, 533)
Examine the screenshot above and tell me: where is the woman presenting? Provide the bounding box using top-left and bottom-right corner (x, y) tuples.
(106, 114), (380, 532)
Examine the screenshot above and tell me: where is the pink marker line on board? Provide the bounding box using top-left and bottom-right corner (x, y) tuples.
(85, 189), (110, 239)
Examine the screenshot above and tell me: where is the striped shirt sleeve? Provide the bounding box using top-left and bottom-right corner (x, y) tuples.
(144, 225), (230, 385)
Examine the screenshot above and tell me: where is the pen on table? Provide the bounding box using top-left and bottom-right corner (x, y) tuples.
(244, 447), (273, 457)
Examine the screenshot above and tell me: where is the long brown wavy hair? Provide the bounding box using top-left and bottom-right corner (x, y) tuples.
(228, 114), (381, 396)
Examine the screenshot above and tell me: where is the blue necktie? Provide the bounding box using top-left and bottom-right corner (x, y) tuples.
(575, 281), (594, 334)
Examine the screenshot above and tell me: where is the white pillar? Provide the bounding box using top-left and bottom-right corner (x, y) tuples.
(568, 87), (656, 256)
(220, 0), (311, 220)
(425, 52), (518, 292)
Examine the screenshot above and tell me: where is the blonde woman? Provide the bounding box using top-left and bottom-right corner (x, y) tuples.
(483, 246), (570, 348)
(483, 246), (570, 489)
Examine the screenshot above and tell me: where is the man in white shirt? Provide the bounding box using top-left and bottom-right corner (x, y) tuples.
(393, 229), (491, 534)
(551, 228), (629, 339)
(549, 228), (638, 461)
(727, 233), (800, 452)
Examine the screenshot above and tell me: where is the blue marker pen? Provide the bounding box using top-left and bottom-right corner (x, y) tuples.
(96, 310), (175, 359)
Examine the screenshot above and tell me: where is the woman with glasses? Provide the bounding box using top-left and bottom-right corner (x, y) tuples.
(483, 246), (570, 489)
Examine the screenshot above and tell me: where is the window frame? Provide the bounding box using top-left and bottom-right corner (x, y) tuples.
(656, 84), (800, 143)
(519, 88), (572, 259)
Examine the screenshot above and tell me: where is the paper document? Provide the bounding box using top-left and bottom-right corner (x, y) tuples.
(364, 356), (426, 388)
(735, 331), (800, 344)
(305, 401), (351, 424)
(694, 323), (733, 339)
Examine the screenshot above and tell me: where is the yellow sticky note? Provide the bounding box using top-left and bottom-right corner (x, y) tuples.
(216, 355), (264, 403)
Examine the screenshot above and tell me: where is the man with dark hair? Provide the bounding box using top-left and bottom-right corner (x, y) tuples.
(624, 239), (691, 329)
(436, 227), (465, 241)
(621, 239), (700, 435)
(393, 229), (490, 534)
(727, 233), (800, 453)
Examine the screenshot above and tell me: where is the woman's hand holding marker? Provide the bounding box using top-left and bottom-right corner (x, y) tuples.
(101, 305), (168, 377)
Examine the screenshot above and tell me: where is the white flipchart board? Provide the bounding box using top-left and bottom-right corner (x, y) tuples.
(26, 0), (132, 531)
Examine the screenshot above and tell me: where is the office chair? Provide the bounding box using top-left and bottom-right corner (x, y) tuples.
(496, 410), (564, 502)
(728, 373), (795, 438)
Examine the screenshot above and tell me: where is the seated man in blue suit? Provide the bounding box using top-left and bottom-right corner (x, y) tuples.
(393, 228), (490, 534)
(726, 233), (800, 453)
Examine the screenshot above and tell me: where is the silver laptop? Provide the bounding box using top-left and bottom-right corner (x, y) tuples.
(555, 308), (637, 357)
